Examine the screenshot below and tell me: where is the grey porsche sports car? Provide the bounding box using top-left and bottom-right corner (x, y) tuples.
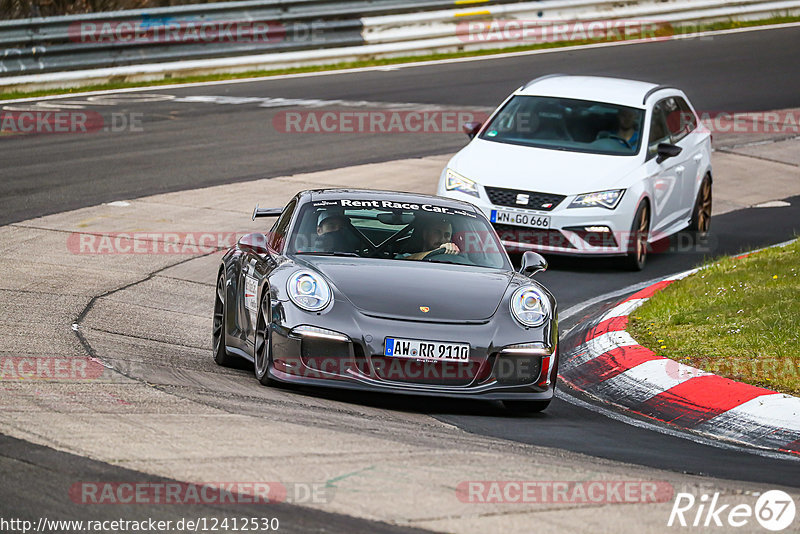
(213, 189), (559, 412)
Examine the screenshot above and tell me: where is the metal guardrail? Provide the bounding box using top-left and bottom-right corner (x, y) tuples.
(0, 0), (529, 75)
(1, 0), (799, 84)
(361, 0), (800, 46)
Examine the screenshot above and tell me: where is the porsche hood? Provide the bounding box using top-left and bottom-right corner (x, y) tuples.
(299, 257), (514, 322)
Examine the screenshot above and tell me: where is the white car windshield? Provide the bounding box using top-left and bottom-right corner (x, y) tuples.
(287, 199), (511, 269)
(480, 95), (645, 156)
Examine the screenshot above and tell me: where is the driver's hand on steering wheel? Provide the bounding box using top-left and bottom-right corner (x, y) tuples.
(425, 242), (460, 257)
(440, 242), (460, 255)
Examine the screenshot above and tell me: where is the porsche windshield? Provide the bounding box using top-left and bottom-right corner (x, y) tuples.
(480, 95), (645, 156)
(286, 199), (510, 269)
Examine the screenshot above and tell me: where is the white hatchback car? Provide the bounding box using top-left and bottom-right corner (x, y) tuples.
(437, 75), (712, 270)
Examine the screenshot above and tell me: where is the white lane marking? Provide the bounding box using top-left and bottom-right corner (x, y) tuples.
(3, 95), (175, 111)
(592, 359), (711, 405)
(708, 394), (800, 433)
(664, 267), (701, 281)
(2, 22), (800, 105)
(6, 93), (473, 112)
(564, 330), (638, 369)
(12, 101), (88, 110)
(600, 298), (644, 321)
(2, 100), (117, 111)
(171, 95), (266, 105)
(556, 388), (800, 462)
(754, 200), (792, 208)
(87, 94), (177, 104)
(1, 104), (57, 112)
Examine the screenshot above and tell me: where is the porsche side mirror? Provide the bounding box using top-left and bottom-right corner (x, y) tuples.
(656, 143), (682, 164)
(519, 251), (547, 276)
(238, 232), (269, 256)
(463, 121), (483, 139)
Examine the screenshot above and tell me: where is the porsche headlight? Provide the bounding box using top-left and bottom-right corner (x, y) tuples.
(510, 286), (550, 327)
(568, 189), (625, 210)
(444, 168), (480, 198)
(287, 271), (332, 312)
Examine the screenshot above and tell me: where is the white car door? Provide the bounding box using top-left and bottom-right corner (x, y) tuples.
(644, 100), (686, 237)
(663, 96), (704, 223)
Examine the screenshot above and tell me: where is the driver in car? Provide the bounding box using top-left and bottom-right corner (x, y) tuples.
(313, 211), (350, 252)
(597, 108), (639, 148)
(399, 217), (461, 260)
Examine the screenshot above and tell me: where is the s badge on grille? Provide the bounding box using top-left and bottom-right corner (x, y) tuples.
(419, 306), (430, 313)
(515, 193), (530, 205)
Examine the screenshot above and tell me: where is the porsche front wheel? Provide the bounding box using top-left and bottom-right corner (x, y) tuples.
(254, 294), (275, 386)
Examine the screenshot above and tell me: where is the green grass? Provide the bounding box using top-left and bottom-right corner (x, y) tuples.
(2, 14), (800, 100)
(629, 239), (800, 396)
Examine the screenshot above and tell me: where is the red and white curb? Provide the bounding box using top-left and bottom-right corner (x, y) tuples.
(560, 242), (800, 456)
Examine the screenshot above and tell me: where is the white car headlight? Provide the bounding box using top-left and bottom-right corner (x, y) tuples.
(444, 168), (480, 198)
(287, 271), (332, 312)
(510, 286), (550, 327)
(568, 189), (625, 210)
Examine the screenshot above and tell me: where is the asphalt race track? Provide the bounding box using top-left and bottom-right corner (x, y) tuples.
(2, 26), (800, 225)
(0, 435), (433, 534)
(2, 24), (800, 530)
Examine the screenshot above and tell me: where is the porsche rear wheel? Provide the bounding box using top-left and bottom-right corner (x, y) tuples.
(212, 273), (236, 367)
(254, 294), (275, 386)
(502, 400), (551, 413)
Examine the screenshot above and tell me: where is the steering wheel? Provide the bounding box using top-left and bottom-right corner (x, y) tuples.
(596, 131), (632, 148)
(423, 247), (448, 259)
(423, 247), (476, 266)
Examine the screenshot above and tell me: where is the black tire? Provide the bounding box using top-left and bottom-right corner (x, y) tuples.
(687, 175), (712, 240)
(212, 272), (236, 367)
(503, 399), (551, 413)
(620, 202), (650, 271)
(254, 293), (275, 386)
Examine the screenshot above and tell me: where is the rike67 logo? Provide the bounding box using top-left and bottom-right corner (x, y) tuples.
(668, 490), (796, 531)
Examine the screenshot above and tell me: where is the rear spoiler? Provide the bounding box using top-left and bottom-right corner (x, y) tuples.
(252, 205), (283, 220)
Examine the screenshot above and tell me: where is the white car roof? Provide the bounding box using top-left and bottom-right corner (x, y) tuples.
(517, 75), (672, 108)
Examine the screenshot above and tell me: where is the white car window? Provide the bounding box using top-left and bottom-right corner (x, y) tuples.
(647, 102), (671, 159)
(666, 97), (698, 142)
(480, 96), (645, 156)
